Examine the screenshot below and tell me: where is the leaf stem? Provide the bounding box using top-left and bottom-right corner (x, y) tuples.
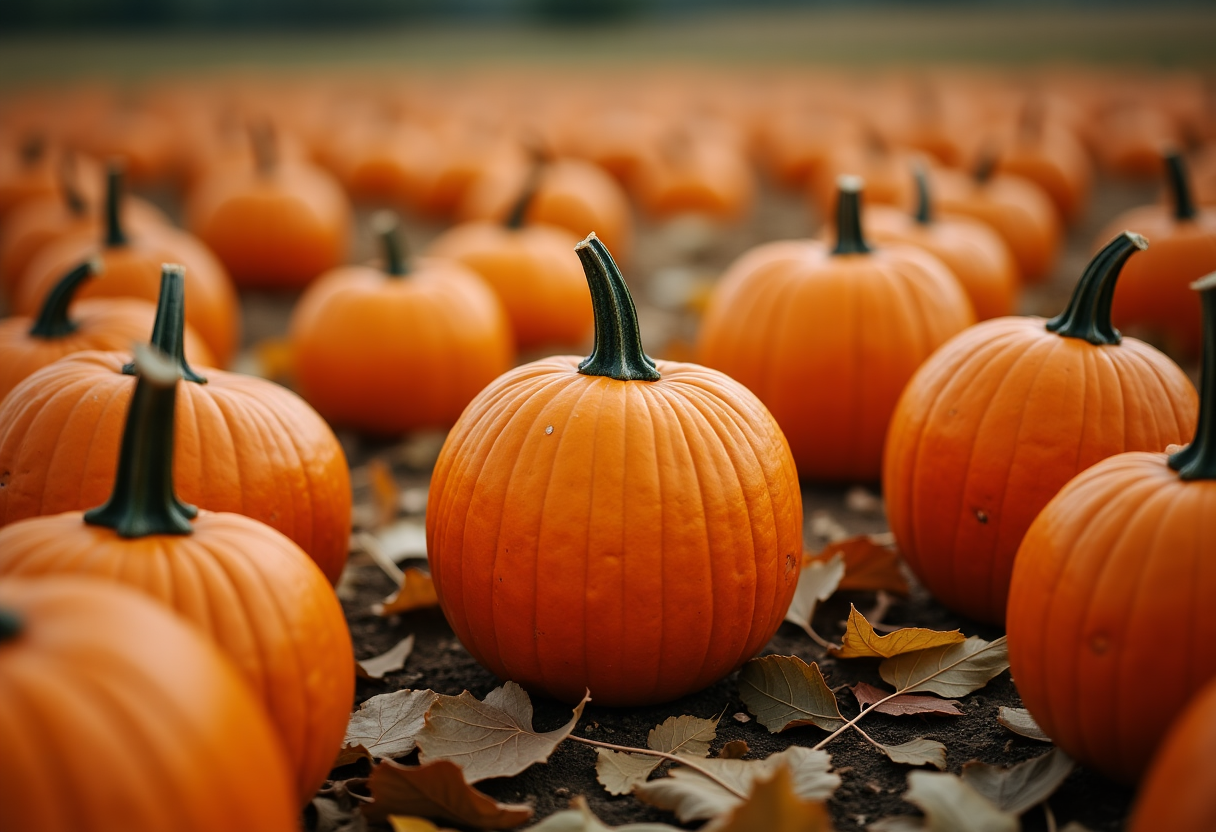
(1044, 802), (1058, 832)
(567, 736), (747, 799)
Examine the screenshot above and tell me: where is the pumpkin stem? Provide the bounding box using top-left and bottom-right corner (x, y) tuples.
(912, 163), (933, 226)
(1045, 231), (1147, 346)
(121, 264), (207, 384)
(1169, 272), (1216, 480)
(60, 149), (87, 217)
(19, 134), (45, 167)
(1018, 95), (1045, 144)
(973, 148), (998, 185)
(576, 232), (660, 382)
(504, 152), (544, 231)
(85, 344), (198, 538)
(832, 175), (872, 256)
(28, 257), (104, 339)
(1164, 150), (1197, 223)
(373, 211), (410, 277)
(0, 607), (21, 642)
(250, 120), (278, 177)
(103, 163), (130, 248)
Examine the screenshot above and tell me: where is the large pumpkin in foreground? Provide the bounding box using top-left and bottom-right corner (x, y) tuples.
(426, 233), (802, 707)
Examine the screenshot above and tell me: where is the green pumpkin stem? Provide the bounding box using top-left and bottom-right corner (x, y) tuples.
(833, 176), (872, 256)
(85, 344), (198, 537)
(0, 608), (22, 643)
(1169, 272), (1216, 480)
(1045, 231), (1146, 346)
(913, 163), (933, 226)
(576, 233), (660, 382)
(28, 258), (103, 339)
(104, 164), (128, 247)
(504, 154), (544, 231)
(121, 264), (207, 384)
(373, 212), (410, 277)
(1165, 151), (1198, 222)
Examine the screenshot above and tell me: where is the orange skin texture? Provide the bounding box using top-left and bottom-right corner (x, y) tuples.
(1006, 453), (1216, 784)
(186, 161), (352, 290)
(0, 297), (215, 403)
(1128, 677), (1216, 831)
(290, 258), (515, 435)
(863, 206), (1019, 321)
(885, 320), (1197, 625)
(428, 221), (592, 350)
(0, 351), (352, 585)
(995, 125), (1092, 225)
(0, 511), (355, 803)
(698, 239), (975, 482)
(15, 225), (240, 367)
(1094, 207), (1216, 359)
(0, 577), (298, 832)
(426, 356), (804, 706)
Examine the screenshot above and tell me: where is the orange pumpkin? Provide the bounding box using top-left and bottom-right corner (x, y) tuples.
(427, 233), (802, 706)
(0, 576), (298, 832)
(886, 233), (1198, 626)
(631, 129), (755, 222)
(994, 96), (1092, 225)
(1128, 677), (1216, 831)
(0, 265), (351, 585)
(290, 213), (514, 434)
(0, 345), (355, 803)
(809, 137), (920, 218)
(699, 176), (975, 482)
(0, 137), (101, 223)
(1006, 270), (1216, 784)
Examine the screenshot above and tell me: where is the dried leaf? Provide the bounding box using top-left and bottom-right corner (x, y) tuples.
(738, 655), (846, 733)
(253, 337), (296, 381)
(868, 816), (924, 831)
(875, 738), (948, 770)
(634, 746), (839, 823)
(808, 511), (849, 542)
(784, 553), (845, 637)
(851, 682), (963, 717)
(368, 458), (400, 527)
(703, 765), (834, 832)
(815, 535), (910, 595)
(416, 682), (589, 782)
(315, 795), (370, 832)
(363, 759), (533, 829)
(719, 740), (749, 760)
(596, 750), (661, 796)
(377, 519), (429, 563)
(844, 486), (884, 515)
(961, 749), (1074, 816)
(528, 796), (682, 831)
(879, 637), (1010, 698)
(902, 770), (1018, 832)
(997, 707), (1051, 742)
(831, 606), (964, 659)
(357, 635), (415, 680)
(344, 689), (437, 760)
(334, 743), (375, 767)
(648, 714), (718, 757)
(388, 817), (460, 832)
(376, 568), (440, 616)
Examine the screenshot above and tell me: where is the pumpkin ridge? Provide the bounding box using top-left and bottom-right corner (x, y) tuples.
(639, 381), (672, 701)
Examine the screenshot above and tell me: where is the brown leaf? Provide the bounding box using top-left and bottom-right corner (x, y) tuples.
(334, 743), (375, 767)
(997, 707), (1051, 742)
(388, 817), (461, 832)
(528, 796), (683, 831)
(814, 535), (910, 595)
(363, 759), (533, 829)
(314, 795), (370, 832)
(831, 606), (965, 659)
(901, 770), (1018, 832)
(368, 458), (400, 527)
(738, 655), (846, 733)
(784, 553), (845, 637)
(596, 750), (661, 796)
(719, 741), (749, 760)
(252, 336), (296, 382)
(376, 569), (441, 616)
(703, 765), (834, 832)
(874, 738), (947, 770)
(595, 714), (720, 795)
(417, 682), (589, 782)
(879, 636), (1010, 698)
(357, 635), (416, 680)
(343, 689), (437, 760)
(851, 682), (963, 717)
(960, 749), (1074, 816)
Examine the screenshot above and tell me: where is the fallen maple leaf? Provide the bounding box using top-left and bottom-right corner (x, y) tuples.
(997, 707), (1051, 742)
(416, 682), (589, 782)
(343, 689), (437, 761)
(900, 770), (1019, 832)
(596, 751), (663, 796)
(376, 568), (440, 616)
(703, 764), (834, 832)
(528, 796), (682, 831)
(595, 714), (720, 795)
(363, 759), (533, 829)
(961, 749), (1074, 816)
(879, 636), (1009, 698)
(872, 738), (948, 770)
(738, 655), (846, 733)
(814, 535), (910, 595)
(784, 553), (845, 642)
(357, 635), (415, 680)
(830, 606), (964, 660)
(851, 682), (963, 717)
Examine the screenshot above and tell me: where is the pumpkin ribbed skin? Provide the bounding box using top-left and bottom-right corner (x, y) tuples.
(0, 577), (298, 832)
(1006, 453), (1216, 784)
(1128, 677), (1216, 831)
(427, 356), (803, 706)
(0, 351), (352, 584)
(884, 317), (1196, 624)
(0, 512), (355, 803)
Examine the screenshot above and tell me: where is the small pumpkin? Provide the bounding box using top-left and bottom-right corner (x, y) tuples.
(1128, 677), (1216, 831)
(0, 136), (101, 223)
(0, 345), (355, 803)
(427, 233), (803, 706)
(631, 128), (755, 223)
(994, 96), (1092, 226)
(886, 233), (1198, 626)
(0, 576), (299, 832)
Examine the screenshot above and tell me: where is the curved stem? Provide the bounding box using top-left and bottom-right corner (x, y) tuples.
(566, 736), (746, 800)
(1045, 232), (1147, 345)
(85, 344), (198, 537)
(121, 264), (207, 384)
(373, 212), (410, 277)
(576, 233), (659, 381)
(1169, 271), (1216, 480)
(913, 163), (933, 226)
(504, 154), (545, 231)
(0, 607), (21, 643)
(28, 258), (102, 339)
(104, 164), (128, 247)
(1165, 151), (1197, 222)
(832, 175), (872, 256)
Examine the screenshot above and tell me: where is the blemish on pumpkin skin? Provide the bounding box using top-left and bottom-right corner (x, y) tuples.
(0, 470), (8, 488)
(545, 425), (554, 435)
(1089, 632), (1110, 655)
(975, 509), (989, 524)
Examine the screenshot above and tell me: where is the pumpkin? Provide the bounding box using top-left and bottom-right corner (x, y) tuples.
(335, 115), (438, 211)
(698, 176), (975, 482)
(290, 213), (514, 434)
(886, 232), (1198, 626)
(0, 136), (101, 223)
(0, 265), (352, 585)
(994, 96), (1092, 226)
(427, 233), (803, 706)
(0, 576), (298, 832)
(1006, 270), (1216, 784)
(15, 166), (240, 367)
(1095, 150), (1216, 359)
(808, 136), (920, 218)
(630, 127), (755, 223)
(0, 258), (214, 403)
(185, 122), (352, 290)
(0, 345), (355, 803)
